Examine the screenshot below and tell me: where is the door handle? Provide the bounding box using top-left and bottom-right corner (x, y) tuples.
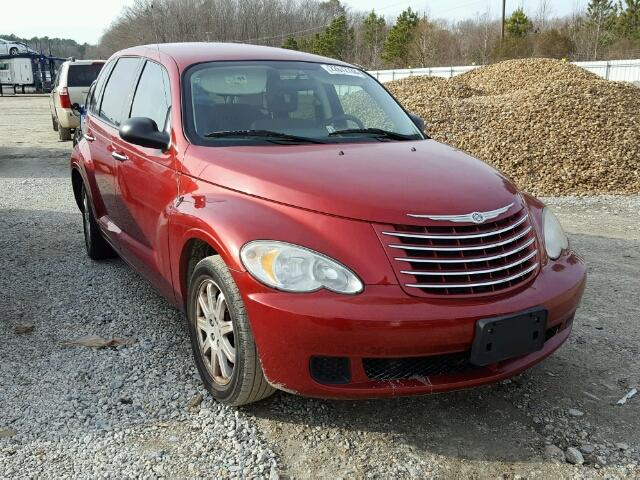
(111, 151), (129, 162)
(84, 133), (95, 142)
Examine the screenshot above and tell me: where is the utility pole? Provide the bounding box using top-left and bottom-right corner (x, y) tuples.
(501, 0), (506, 42)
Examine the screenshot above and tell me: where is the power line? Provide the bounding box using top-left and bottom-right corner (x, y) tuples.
(232, 0), (491, 45)
(234, 22), (332, 44)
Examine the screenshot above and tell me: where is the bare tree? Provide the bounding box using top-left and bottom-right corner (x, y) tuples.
(536, 0), (553, 30)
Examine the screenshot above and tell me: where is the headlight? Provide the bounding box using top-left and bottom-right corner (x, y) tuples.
(240, 240), (363, 294)
(543, 208), (569, 259)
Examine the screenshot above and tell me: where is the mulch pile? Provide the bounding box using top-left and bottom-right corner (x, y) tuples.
(387, 58), (640, 195)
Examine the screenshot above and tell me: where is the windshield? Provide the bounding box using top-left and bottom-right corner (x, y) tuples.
(183, 61), (423, 146)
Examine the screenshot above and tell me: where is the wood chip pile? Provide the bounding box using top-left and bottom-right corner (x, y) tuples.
(387, 58), (640, 196)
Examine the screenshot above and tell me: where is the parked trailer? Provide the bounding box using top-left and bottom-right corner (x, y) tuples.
(0, 53), (63, 95)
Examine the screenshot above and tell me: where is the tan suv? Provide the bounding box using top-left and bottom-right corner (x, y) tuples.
(49, 59), (104, 141)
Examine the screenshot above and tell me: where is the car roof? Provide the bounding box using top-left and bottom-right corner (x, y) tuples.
(117, 42), (354, 72)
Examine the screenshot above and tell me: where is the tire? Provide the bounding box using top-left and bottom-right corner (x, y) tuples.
(52, 115), (59, 132)
(59, 126), (72, 141)
(188, 256), (275, 406)
(9, 47), (18, 55)
(81, 184), (116, 260)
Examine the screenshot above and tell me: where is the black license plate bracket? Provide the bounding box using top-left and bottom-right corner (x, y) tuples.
(470, 308), (548, 366)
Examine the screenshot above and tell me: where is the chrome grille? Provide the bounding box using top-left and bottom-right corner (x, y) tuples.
(376, 208), (540, 297)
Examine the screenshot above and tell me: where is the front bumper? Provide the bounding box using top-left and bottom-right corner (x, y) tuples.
(235, 251), (586, 398)
(55, 107), (79, 129)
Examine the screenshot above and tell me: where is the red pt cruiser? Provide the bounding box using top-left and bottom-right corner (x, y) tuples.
(70, 43), (586, 405)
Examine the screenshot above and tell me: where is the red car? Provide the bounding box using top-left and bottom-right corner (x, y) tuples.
(70, 43), (586, 405)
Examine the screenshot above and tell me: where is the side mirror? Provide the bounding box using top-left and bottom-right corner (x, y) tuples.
(71, 102), (82, 115)
(408, 113), (425, 132)
(119, 117), (170, 151)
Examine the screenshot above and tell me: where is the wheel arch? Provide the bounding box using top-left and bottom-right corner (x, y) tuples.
(70, 167), (84, 211)
(178, 231), (227, 311)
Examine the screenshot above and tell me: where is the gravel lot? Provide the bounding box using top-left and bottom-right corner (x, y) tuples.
(1, 96), (639, 479)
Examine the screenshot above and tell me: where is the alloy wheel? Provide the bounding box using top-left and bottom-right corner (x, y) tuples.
(195, 279), (236, 385)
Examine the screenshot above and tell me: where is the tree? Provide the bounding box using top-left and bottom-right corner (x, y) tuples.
(314, 15), (350, 59)
(534, 29), (576, 58)
(586, 0), (617, 58)
(281, 36), (299, 50)
(382, 7), (419, 67)
(319, 0), (346, 19)
(506, 7), (533, 37)
(617, 0), (640, 39)
(361, 10), (386, 68)
(536, 0), (552, 30)
(491, 35), (534, 60)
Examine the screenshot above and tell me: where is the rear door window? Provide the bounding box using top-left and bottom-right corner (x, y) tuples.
(129, 60), (171, 130)
(98, 57), (141, 126)
(67, 64), (103, 87)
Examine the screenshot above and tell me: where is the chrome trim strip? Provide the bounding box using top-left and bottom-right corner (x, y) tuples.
(405, 263), (538, 289)
(400, 250), (537, 276)
(407, 202), (514, 223)
(382, 214), (528, 240)
(389, 226), (532, 252)
(394, 238), (536, 263)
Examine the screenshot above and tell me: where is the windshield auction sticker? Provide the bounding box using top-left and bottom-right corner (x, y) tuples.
(321, 64), (366, 77)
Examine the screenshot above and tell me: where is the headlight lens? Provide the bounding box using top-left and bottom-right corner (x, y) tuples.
(240, 240), (363, 294)
(543, 208), (569, 259)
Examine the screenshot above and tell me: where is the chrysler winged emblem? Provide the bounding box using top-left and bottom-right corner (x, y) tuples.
(470, 212), (485, 224)
(408, 202), (514, 224)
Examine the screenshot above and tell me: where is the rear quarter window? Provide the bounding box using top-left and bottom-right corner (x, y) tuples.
(67, 64), (104, 87)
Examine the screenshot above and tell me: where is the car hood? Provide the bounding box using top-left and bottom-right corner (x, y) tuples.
(183, 140), (522, 225)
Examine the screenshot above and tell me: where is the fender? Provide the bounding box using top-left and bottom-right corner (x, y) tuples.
(69, 140), (108, 220)
(169, 175), (398, 308)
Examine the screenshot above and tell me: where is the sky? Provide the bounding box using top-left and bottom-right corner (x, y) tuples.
(3, 0), (587, 45)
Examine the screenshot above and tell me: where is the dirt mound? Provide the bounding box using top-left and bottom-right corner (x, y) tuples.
(453, 57), (602, 94)
(386, 75), (481, 98)
(387, 58), (640, 196)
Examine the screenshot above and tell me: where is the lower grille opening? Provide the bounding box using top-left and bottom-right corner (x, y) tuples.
(310, 356), (351, 384)
(363, 353), (475, 381)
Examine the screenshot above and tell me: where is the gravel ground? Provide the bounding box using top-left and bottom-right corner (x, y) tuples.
(1, 96), (639, 479)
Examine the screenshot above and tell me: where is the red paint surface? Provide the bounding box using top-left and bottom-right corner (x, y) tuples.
(70, 43), (587, 398)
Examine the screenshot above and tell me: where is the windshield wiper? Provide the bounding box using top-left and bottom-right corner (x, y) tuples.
(205, 129), (326, 144)
(328, 128), (415, 141)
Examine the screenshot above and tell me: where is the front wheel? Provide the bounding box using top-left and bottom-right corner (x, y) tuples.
(9, 47), (18, 55)
(188, 256), (275, 406)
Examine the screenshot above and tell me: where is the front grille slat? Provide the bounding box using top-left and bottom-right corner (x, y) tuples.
(400, 250), (537, 276)
(388, 226), (533, 252)
(405, 262), (539, 289)
(376, 206), (540, 297)
(382, 213), (529, 240)
(394, 237), (536, 263)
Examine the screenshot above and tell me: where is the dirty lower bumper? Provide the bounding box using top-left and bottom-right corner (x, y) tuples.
(55, 107), (79, 129)
(235, 252), (586, 399)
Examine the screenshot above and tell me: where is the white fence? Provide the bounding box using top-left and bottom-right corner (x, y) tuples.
(368, 59), (640, 84)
